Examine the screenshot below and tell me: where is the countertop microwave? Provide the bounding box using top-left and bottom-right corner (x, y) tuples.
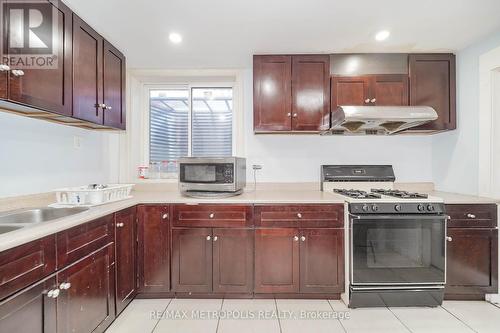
(178, 157), (246, 195)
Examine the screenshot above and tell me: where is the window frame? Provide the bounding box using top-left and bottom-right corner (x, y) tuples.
(142, 82), (238, 178)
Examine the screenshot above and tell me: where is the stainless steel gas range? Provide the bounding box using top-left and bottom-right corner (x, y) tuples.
(322, 165), (448, 308)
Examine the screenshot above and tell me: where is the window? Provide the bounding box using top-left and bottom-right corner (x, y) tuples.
(149, 87), (233, 171)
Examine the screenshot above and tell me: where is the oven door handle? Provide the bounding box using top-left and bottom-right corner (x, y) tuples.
(350, 214), (448, 221)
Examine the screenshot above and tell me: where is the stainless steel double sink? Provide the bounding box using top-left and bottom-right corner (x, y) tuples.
(0, 207), (89, 235)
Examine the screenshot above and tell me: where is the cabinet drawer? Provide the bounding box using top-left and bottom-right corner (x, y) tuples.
(446, 204), (497, 228)
(172, 204), (253, 227)
(0, 236), (56, 301)
(255, 205), (344, 228)
(57, 214), (114, 268)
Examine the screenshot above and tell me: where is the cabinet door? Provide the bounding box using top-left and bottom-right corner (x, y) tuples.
(331, 76), (370, 108)
(299, 229), (344, 293)
(446, 228), (498, 297)
(409, 54), (456, 131)
(213, 229), (253, 293)
(291, 55), (330, 131)
(254, 228), (299, 293)
(0, 276), (57, 333)
(371, 75), (408, 106)
(6, 0), (72, 115)
(253, 55), (292, 131)
(0, 0), (9, 99)
(171, 228), (213, 293)
(137, 205), (170, 293)
(115, 207), (136, 315)
(57, 246), (115, 333)
(72, 14), (103, 124)
(103, 40), (126, 129)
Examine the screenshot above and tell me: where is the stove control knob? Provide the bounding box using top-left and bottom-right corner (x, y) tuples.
(417, 204), (425, 212)
(427, 205), (435, 212)
(371, 205), (379, 212)
(362, 205), (369, 212)
(394, 204), (402, 212)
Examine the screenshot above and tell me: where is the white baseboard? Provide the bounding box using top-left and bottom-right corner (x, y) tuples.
(486, 294), (500, 304)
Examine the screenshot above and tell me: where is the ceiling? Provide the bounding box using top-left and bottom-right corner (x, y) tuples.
(64, 0), (500, 69)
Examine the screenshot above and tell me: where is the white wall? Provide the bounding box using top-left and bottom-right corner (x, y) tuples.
(0, 111), (119, 198)
(242, 69), (434, 183)
(432, 30), (500, 195)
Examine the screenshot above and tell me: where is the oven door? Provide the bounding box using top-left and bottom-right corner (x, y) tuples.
(350, 214), (446, 286)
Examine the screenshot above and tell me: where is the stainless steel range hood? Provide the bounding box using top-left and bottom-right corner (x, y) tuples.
(322, 106), (438, 135)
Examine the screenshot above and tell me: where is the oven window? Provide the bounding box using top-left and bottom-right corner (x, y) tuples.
(351, 217), (445, 285)
(184, 165), (216, 182)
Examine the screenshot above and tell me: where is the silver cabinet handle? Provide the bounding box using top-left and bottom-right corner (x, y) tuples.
(467, 213), (476, 219)
(0, 64), (10, 71)
(209, 213), (215, 219)
(11, 69), (24, 77)
(370, 98), (376, 103)
(95, 103), (106, 109)
(206, 235), (211, 241)
(59, 282), (71, 290)
(446, 236), (453, 242)
(287, 113), (291, 117)
(213, 236), (218, 242)
(162, 213), (169, 219)
(364, 99), (370, 104)
(104, 105), (113, 110)
(47, 289), (60, 298)
(300, 236), (306, 242)
(116, 222), (124, 228)
(292, 113), (298, 118)
(293, 236), (299, 242)
(297, 213), (302, 219)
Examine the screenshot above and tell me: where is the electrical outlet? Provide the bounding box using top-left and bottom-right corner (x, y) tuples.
(73, 136), (82, 149)
(252, 164), (263, 170)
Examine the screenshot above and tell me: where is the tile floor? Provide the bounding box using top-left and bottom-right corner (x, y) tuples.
(106, 299), (500, 333)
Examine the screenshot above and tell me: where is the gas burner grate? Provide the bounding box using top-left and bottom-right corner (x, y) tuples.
(334, 189), (382, 199)
(371, 189), (429, 199)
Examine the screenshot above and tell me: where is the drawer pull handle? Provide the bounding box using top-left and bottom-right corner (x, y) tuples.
(297, 213), (302, 219)
(293, 236), (299, 242)
(467, 214), (476, 219)
(59, 282), (71, 290)
(370, 98), (377, 103)
(116, 222), (124, 228)
(11, 69), (24, 77)
(301, 236), (306, 242)
(206, 235), (211, 241)
(446, 236), (453, 242)
(364, 99), (370, 104)
(162, 213), (168, 219)
(287, 113), (291, 117)
(213, 236), (218, 242)
(47, 289), (60, 298)
(0, 64), (10, 71)
(209, 213), (215, 219)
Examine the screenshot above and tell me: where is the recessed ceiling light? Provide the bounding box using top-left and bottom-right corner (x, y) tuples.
(375, 30), (390, 41)
(169, 32), (183, 44)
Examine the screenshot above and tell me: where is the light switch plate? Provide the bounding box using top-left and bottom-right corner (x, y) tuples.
(73, 136), (82, 149)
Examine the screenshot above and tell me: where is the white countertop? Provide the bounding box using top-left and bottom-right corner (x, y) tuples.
(0, 186), (497, 252)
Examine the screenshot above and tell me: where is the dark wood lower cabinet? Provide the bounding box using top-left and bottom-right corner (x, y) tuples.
(213, 229), (254, 293)
(57, 245), (115, 333)
(0, 276), (57, 333)
(115, 207), (137, 315)
(299, 229), (344, 293)
(254, 228), (300, 293)
(171, 228), (213, 293)
(446, 228), (498, 298)
(137, 205), (170, 293)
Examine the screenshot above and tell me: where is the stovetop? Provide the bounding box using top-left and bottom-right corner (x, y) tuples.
(371, 189), (429, 199)
(333, 189), (382, 199)
(333, 188), (430, 200)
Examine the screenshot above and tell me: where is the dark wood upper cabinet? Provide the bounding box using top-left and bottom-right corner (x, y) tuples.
(72, 14), (103, 124)
(4, 0), (73, 116)
(254, 228), (300, 293)
(57, 245), (115, 333)
(253, 55), (292, 132)
(103, 40), (126, 129)
(291, 55), (330, 131)
(114, 207), (136, 315)
(331, 76), (370, 108)
(371, 75), (408, 106)
(299, 229), (344, 293)
(0, 276), (57, 333)
(137, 205), (170, 293)
(212, 228), (253, 293)
(409, 53), (456, 131)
